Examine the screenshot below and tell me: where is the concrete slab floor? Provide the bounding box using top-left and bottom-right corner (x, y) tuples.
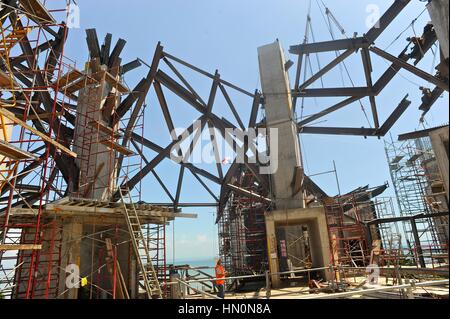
(185, 276), (449, 299)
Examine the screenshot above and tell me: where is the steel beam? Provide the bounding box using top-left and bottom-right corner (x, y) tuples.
(298, 96), (360, 127)
(298, 49), (354, 91)
(370, 46), (449, 92)
(130, 139), (175, 202)
(130, 131), (222, 185)
(293, 87), (374, 97)
(163, 51), (255, 98)
(162, 56), (207, 106)
(361, 48), (379, 128)
(190, 169), (219, 202)
(116, 42), (163, 178)
(398, 124), (449, 141)
(378, 95), (411, 136)
(226, 183), (272, 204)
(219, 83), (245, 130)
(174, 166), (185, 209)
(248, 91), (261, 127)
(115, 78), (149, 120)
(299, 126), (377, 137)
(365, 0), (411, 43)
(154, 80), (176, 135)
(290, 37), (368, 55)
(156, 70), (205, 113)
(116, 116), (203, 199)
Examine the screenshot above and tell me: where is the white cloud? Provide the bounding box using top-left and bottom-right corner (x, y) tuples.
(196, 234), (208, 243)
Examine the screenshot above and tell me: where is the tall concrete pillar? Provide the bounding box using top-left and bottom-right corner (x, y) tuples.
(71, 65), (119, 200)
(427, 0), (449, 59)
(259, 42), (333, 288)
(258, 41), (304, 210)
(56, 62), (128, 299)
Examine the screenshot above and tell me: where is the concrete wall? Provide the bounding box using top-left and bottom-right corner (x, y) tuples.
(265, 207), (331, 288)
(427, 0), (449, 59)
(429, 127), (449, 201)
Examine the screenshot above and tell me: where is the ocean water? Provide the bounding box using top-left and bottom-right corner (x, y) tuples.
(175, 258), (216, 276)
(174, 258), (217, 292)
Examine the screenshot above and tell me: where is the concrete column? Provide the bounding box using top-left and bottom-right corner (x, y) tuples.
(429, 127), (449, 201)
(427, 0), (449, 59)
(71, 66), (118, 200)
(58, 218), (82, 299)
(258, 41), (304, 210)
(264, 213), (281, 287)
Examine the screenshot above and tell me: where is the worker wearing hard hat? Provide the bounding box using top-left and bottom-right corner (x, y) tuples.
(215, 258), (227, 299)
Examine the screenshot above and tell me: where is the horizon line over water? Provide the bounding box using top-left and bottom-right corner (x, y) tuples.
(173, 258), (216, 267)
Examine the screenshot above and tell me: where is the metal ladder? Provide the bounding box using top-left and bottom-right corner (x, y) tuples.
(0, 26), (30, 58)
(118, 186), (163, 299)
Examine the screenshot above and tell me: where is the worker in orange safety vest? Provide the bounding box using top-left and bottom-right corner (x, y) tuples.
(215, 258), (227, 299)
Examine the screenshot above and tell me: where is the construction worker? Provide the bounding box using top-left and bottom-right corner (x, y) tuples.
(215, 258), (226, 299)
(407, 22), (436, 64)
(420, 86), (433, 105)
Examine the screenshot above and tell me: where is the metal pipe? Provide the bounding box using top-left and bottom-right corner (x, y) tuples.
(176, 266), (331, 284)
(176, 279), (221, 300)
(299, 279), (449, 299)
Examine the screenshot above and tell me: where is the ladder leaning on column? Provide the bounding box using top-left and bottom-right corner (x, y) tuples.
(118, 186), (163, 299)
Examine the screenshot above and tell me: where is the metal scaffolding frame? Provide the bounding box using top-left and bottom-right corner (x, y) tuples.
(218, 166), (270, 277)
(0, 1), (168, 299)
(385, 134), (448, 268)
(0, 0), (446, 299)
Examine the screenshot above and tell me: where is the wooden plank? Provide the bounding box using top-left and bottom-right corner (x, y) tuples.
(19, 0), (56, 24)
(88, 120), (121, 138)
(105, 72), (128, 93)
(55, 69), (84, 88)
(0, 244), (42, 251)
(43, 204), (197, 218)
(99, 139), (134, 156)
(64, 77), (97, 95)
(0, 139), (38, 161)
(0, 69), (19, 88)
(0, 107), (77, 158)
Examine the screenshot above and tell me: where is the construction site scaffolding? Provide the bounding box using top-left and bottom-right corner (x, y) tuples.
(218, 166), (269, 281)
(0, 0), (74, 299)
(385, 135), (448, 268)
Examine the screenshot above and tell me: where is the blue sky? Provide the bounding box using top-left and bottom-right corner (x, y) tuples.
(63, 0), (449, 262)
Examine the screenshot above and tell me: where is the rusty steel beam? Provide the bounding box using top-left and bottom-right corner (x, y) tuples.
(370, 46), (449, 92)
(361, 48), (379, 129)
(298, 49), (354, 91)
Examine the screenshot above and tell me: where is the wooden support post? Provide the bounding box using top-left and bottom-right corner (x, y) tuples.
(0, 107), (76, 157)
(0, 244), (42, 250)
(105, 238), (130, 299)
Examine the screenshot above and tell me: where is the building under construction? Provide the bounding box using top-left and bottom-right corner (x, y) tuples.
(0, 0), (449, 299)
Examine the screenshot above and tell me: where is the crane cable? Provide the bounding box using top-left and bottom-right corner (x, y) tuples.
(384, 7), (428, 51)
(316, 0), (373, 128)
